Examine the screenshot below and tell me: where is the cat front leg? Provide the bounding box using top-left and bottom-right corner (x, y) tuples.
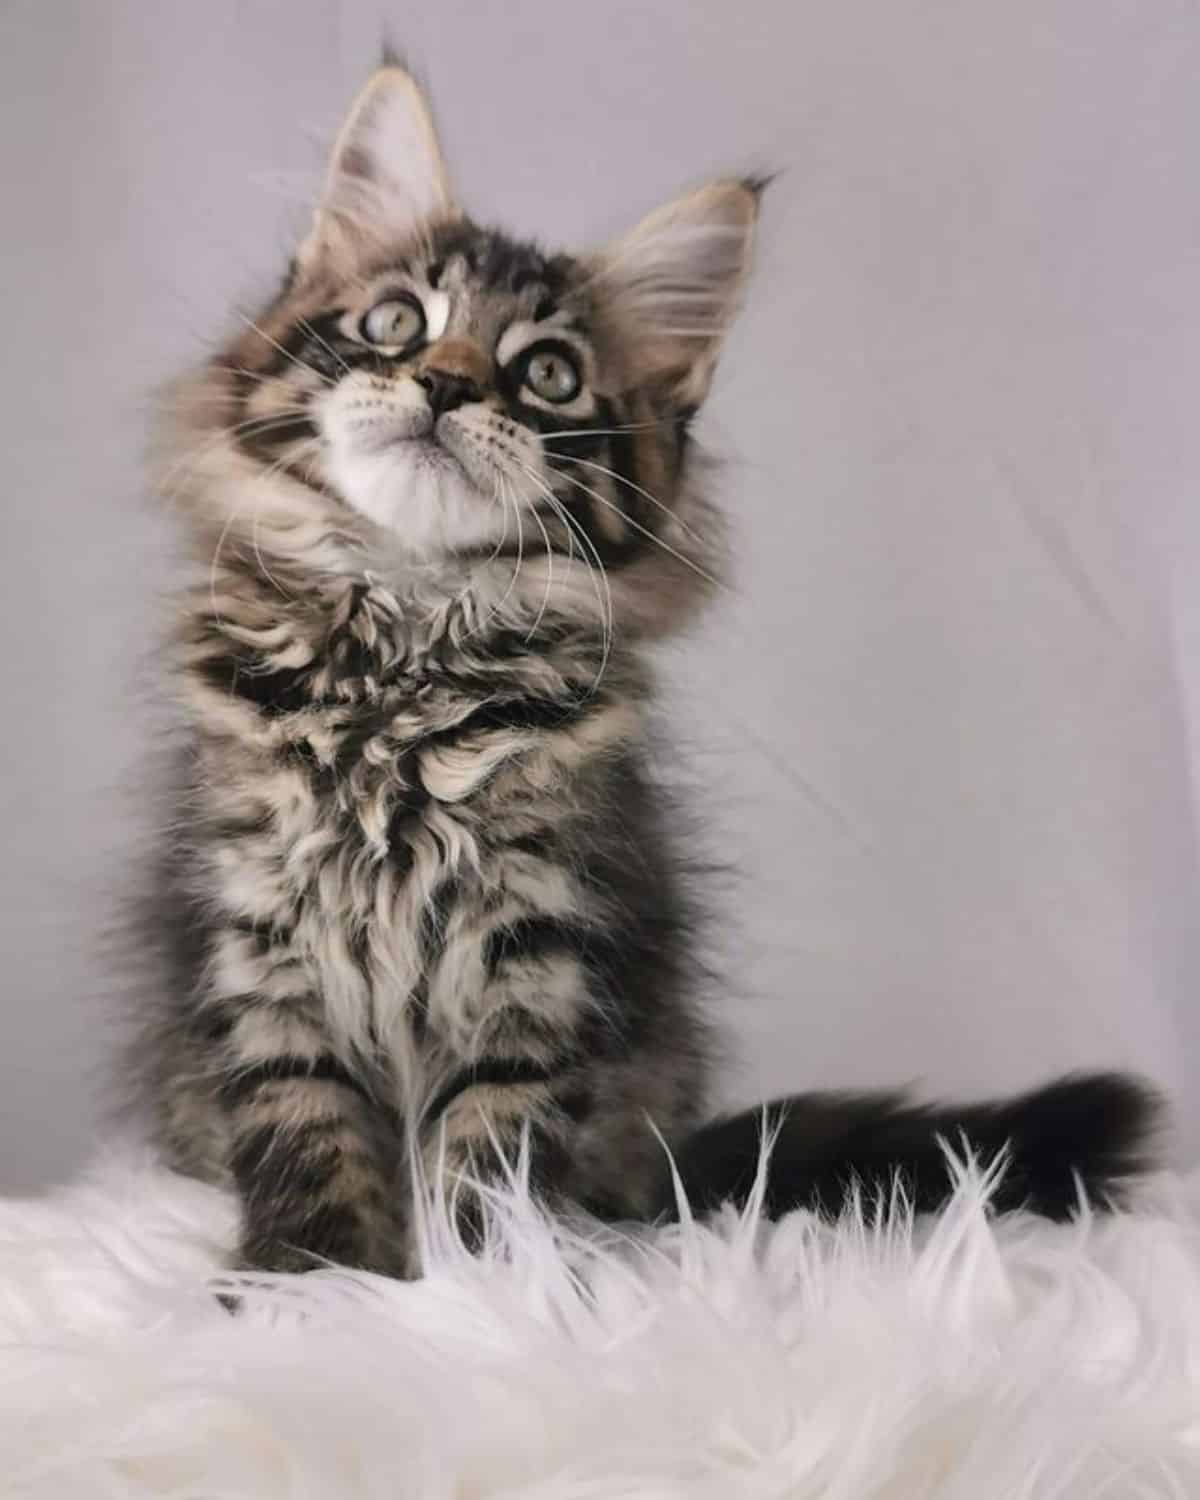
(418, 1054), (579, 1256)
(414, 916), (598, 1256)
(210, 986), (406, 1276)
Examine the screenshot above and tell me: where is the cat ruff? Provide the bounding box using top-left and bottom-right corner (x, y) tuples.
(0, 1147), (1197, 1498)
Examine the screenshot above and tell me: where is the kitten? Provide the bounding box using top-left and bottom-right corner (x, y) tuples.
(132, 64), (1157, 1276)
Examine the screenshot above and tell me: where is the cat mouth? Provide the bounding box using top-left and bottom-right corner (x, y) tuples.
(356, 423), (475, 487)
(404, 433), (468, 476)
(329, 396), (501, 503)
(431, 419), (503, 495)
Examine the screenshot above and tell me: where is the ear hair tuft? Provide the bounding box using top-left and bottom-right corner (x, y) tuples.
(378, 37), (407, 72)
(741, 171), (778, 200)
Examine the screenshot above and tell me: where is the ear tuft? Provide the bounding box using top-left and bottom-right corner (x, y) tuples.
(377, 37), (408, 71)
(592, 178), (760, 409)
(740, 172), (778, 199)
(299, 66), (454, 272)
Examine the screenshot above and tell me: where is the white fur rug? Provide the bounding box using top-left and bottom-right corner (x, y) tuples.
(1, 1151), (1199, 1498)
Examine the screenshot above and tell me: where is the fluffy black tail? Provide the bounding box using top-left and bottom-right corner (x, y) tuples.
(659, 1072), (1160, 1223)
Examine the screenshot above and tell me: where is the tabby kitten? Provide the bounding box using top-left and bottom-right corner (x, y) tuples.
(135, 65), (1156, 1276)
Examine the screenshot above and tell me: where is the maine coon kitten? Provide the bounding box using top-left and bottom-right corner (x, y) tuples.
(133, 65), (1157, 1276)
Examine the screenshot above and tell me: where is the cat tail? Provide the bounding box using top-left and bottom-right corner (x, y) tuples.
(659, 1072), (1161, 1223)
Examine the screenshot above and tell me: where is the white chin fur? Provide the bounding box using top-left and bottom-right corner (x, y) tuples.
(325, 442), (503, 557)
(317, 376), (504, 559)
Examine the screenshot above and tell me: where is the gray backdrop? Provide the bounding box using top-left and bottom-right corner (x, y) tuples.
(2, 0), (1198, 1190)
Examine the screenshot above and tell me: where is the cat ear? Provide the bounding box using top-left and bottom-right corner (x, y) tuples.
(298, 66), (455, 272)
(591, 178), (762, 408)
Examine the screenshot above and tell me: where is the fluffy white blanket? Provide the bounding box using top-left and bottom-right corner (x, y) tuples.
(1, 1151), (1197, 1498)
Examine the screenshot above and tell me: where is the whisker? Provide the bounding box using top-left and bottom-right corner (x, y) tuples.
(162, 391), (314, 419)
(210, 438), (323, 622)
(296, 316), (353, 378)
(165, 365), (313, 395)
(250, 458), (311, 602)
(544, 494), (613, 691)
(542, 420), (674, 440)
(523, 490), (556, 642)
(226, 365), (311, 390)
(234, 312), (336, 389)
(223, 411), (316, 436)
(156, 413), (320, 518)
(514, 461), (613, 690)
(555, 469), (724, 593)
(498, 473), (527, 622)
(554, 454), (708, 549)
(459, 482), (517, 640)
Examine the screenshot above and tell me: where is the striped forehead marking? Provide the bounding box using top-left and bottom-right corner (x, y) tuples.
(496, 312), (585, 368)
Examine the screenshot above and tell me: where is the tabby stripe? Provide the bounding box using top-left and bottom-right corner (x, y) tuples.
(233, 1131), (382, 1210)
(483, 915), (599, 978)
(236, 414), (320, 461)
(538, 394), (618, 458)
(230, 1120), (337, 1183)
(195, 1007), (235, 1044)
(553, 473), (643, 568)
(239, 1201), (366, 1262)
(230, 916), (294, 952)
(608, 424), (640, 526)
(207, 812), (273, 841)
(424, 1059), (565, 1126)
(220, 1053), (368, 1106)
(195, 653), (311, 715)
(434, 692), (593, 741)
(499, 831), (557, 857)
(233, 1113), (352, 1157)
(418, 877), (463, 965)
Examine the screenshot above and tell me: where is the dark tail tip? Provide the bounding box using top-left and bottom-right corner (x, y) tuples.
(988, 1070), (1162, 1218)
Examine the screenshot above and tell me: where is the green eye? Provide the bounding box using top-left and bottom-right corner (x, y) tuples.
(522, 346), (582, 404)
(361, 296), (425, 349)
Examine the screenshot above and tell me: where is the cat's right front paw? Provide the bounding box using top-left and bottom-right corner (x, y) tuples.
(234, 1209), (409, 1278)
(235, 1237), (332, 1276)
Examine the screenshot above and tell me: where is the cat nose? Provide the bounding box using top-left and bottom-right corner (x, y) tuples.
(417, 368), (482, 417)
(415, 338), (493, 418)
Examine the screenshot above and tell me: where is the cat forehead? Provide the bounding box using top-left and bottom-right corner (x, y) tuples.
(363, 222), (579, 309)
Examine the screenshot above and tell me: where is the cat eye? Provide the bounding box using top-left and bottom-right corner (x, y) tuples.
(521, 345), (582, 404)
(360, 295), (426, 350)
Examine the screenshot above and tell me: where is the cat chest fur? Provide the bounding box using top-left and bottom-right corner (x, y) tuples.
(182, 579), (638, 1100)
